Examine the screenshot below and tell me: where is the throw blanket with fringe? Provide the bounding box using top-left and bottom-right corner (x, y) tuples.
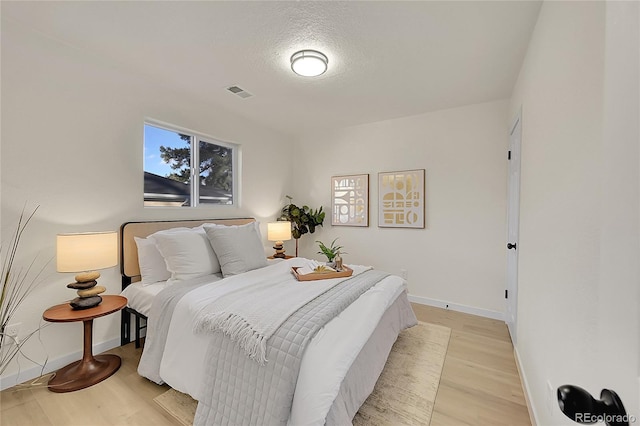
(193, 259), (372, 364)
(194, 268), (391, 426)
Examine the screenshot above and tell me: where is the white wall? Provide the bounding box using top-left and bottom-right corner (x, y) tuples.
(0, 19), (293, 386)
(291, 100), (509, 317)
(510, 1), (639, 423)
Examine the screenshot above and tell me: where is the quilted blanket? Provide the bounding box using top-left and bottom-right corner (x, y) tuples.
(194, 269), (390, 426)
(194, 259), (371, 364)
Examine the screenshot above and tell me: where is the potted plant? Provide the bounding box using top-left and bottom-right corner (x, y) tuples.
(1, 206), (50, 375)
(316, 238), (347, 265)
(280, 196), (325, 256)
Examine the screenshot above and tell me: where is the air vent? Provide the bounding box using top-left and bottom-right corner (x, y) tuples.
(226, 85), (253, 99)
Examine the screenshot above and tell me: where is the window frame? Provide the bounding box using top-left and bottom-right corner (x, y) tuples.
(143, 119), (240, 208)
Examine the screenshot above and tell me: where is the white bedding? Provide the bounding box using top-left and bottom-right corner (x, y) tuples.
(290, 274), (405, 425)
(155, 258), (406, 425)
(120, 281), (169, 317)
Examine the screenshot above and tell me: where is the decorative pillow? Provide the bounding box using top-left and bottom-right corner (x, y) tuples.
(204, 222), (268, 277)
(153, 229), (221, 284)
(134, 236), (171, 285)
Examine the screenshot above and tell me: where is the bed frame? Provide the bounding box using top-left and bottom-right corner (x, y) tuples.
(119, 218), (255, 347)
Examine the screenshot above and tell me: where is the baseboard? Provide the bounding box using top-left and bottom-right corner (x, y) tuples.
(514, 345), (538, 426)
(408, 294), (505, 321)
(0, 337), (121, 391)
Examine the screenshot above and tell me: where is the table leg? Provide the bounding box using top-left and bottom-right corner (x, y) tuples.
(48, 319), (121, 393)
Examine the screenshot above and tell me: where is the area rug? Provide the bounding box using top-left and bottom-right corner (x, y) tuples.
(153, 321), (451, 426)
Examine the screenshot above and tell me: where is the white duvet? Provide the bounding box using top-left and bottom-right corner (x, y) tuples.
(156, 259), (406, 425)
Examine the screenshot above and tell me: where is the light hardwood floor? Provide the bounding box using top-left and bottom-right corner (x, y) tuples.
(1, 304), (531, 425)
(413, 304), (531, 426)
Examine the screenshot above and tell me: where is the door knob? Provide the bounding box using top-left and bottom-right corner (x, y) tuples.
(507, 242), (517, 250)
(557, 385), (629, 426)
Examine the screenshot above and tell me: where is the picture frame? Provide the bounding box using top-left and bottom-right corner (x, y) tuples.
(378, 169), (425, 228)
(331, 174), (369, 227)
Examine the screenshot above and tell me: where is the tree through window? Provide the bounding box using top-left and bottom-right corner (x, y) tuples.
(143, 122), (237, 207)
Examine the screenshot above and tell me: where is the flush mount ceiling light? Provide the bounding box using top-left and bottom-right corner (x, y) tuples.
(290, 50), (328, 77)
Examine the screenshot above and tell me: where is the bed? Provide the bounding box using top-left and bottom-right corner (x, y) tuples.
(120, 218), (417, 425)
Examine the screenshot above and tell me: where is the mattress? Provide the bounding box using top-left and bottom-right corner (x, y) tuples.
(127, 257), (416, 424)
(120, 274), (223, 317)
(156, 264), (409, 424)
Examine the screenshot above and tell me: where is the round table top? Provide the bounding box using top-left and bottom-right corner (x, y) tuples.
(43, 295), (127, 323)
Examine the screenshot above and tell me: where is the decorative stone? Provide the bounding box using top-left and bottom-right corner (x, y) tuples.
(76, 286), (106, 298)
(75, 271), (100, 283)
(66, 280), (98, 290)
(70, 295), (102, 310)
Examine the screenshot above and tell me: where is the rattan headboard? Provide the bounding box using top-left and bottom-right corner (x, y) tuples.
(120, 218), (255, 288)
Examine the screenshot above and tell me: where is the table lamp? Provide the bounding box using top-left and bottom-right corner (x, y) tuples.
(57, 231), (117, 310)
(267, 221), (292, 258)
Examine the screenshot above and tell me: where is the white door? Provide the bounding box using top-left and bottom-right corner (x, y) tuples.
(506, 111), (522, 343)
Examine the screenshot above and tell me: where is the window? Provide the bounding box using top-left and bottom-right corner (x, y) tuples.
(143, 121), (238, 207)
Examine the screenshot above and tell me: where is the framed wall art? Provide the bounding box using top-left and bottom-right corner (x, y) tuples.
(378, 169), (425, 228)
(331, 174), (369, 227)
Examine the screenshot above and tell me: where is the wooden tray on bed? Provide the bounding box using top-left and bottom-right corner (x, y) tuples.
(291, 265), (353, 281)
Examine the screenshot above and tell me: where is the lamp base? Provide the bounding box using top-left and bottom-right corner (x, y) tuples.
(272, 242), (287, 258)
(66, 271), (106, 310)
(70, 295), (103, 310)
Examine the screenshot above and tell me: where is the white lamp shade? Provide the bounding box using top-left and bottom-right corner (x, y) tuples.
(267, 222), (292, 242)
(290, 50), (328, 77)
(57, 231), (118, 272)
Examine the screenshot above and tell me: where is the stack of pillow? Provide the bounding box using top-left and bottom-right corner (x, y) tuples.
(134, 222), (268, 286)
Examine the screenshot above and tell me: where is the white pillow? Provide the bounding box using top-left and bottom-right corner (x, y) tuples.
(204, 222), (267, 277)
(153, 229), (221, 284)
(134, 236), (171, 285)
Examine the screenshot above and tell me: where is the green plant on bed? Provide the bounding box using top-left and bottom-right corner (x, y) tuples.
(316, 238), (346, 263)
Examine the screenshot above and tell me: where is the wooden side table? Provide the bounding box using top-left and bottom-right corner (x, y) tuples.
(43, 295), (127, 393)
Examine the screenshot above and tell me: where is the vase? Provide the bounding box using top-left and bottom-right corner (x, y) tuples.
(334, 252), (343, 271)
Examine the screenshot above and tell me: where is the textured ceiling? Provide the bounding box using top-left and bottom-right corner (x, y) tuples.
(2, 1), (542, 138)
